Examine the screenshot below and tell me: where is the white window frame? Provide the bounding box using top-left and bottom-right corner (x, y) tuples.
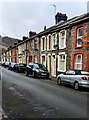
(77, 27), (83, 47)
(74, 54), (82, 70)
(58, 52), (66, 72)
(59, 30), (66, 49)
(41, 36), (46, 51)
(47, 34), (51, 50)
(52, 33), (57, 50)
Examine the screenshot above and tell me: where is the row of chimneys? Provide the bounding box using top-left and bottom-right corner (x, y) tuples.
(10, 12), (68, 48)
(24, 12), (68, 39)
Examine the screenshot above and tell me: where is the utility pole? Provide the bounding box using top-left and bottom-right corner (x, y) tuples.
(51, 4), (58, 77)
(51, 4), (56, 23)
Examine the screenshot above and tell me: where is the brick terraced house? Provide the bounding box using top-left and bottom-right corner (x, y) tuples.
(38, 12), (89, 77)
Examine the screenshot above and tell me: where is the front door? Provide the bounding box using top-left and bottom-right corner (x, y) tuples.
(52, 55), (56, 77)
(48, 56), (51, 74)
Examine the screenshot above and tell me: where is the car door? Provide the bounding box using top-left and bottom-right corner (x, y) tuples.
(66, 70), (76, 85)
(61, 70), (76, 85)
(28, 63), (33, 75)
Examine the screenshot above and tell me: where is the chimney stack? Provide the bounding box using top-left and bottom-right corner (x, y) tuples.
(29, 31), (36, 38)
(44, 26), (46, 31)
(55, 12), (67, 24)
(22, 36), (28, 40)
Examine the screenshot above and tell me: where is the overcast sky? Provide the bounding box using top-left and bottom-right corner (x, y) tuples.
(0, 0), (89, 39)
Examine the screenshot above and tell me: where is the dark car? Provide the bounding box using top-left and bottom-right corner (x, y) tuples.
(8, 62), (17, 70)
(25, 62), (49, 78)
(13, 63), (27, 73)
(57, 69), (89, 90)
(4, 62), (10, 68)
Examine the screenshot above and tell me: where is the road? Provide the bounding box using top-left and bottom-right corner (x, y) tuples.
(1, 67), (89, 119)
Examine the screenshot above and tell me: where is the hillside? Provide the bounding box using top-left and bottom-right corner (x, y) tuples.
(0, 35), (21, 61)
(0, 35), (21, 47)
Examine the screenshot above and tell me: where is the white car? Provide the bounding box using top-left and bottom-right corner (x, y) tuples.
(57, 69), (89, 90)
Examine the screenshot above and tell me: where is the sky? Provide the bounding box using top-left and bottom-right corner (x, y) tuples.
(0, 0), (89, 39)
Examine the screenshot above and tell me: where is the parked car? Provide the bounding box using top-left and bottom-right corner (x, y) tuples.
(8, 62), (17, 70)
(13, 63), (26, 73)
(4, 62), (10, 68)
(57, 69), (89, 90)
(25, 62), (49, 78)
(1, 62), (5, 67)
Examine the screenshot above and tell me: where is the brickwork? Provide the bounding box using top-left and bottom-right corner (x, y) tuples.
(66, 22), (89, 71)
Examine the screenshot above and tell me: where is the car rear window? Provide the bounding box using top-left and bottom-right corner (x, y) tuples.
(81, 71), (89, 75)
(19, 64), (26, 67)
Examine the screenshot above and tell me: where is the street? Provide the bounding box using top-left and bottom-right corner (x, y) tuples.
(1, 67), (89, 119)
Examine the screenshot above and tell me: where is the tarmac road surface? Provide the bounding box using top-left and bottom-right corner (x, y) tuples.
(1, 67), (89, 119)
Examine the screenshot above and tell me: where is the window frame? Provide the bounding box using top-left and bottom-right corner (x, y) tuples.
(59, 30), (66, 49)
(74, 54), (82, 70)
(58, 53), (66, 72)
(76, 27), (83, 47)
(52, 33), (57, 50)
(74, 24), (84, 48)
(72, 52), (84, 70)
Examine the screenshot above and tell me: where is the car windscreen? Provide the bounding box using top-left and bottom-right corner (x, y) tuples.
(81, 71), (89, 75)
(39, 64), (47, 70)
(34, 64), (40, 69)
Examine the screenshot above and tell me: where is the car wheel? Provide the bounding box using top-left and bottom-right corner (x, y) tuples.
(74, 82), (79, 90)
(57, 78), (62, 85)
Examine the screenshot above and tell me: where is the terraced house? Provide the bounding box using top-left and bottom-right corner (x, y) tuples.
(38, 12), (89, 77)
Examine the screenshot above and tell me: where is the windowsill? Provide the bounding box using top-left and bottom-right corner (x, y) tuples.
(57, 69), (65, 72)
(59, 47), (66, 50)
(47, 49), (52, 51)
(75, 46), (83, 49)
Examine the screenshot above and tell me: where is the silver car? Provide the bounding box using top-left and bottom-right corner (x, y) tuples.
(57, 70), (89, 90)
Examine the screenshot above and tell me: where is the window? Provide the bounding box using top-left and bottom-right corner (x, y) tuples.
(66, 70), (75, 75)
(42, 37), (45, 50)
(59, 31), (66, 49)
(77, 27), (83, 47)
(34, 64), (39, 69)
(48, 36), (51, 50)
(59, 54), (66, 71)
(52, 33), (56, 49)
(53, 34), (56, 46)
(41, 37), (46, 51)
(74, 54), (82, 70)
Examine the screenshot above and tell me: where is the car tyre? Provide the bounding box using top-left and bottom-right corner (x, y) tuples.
(74, 82), (79, 90)
(57, 78), (62, 85)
